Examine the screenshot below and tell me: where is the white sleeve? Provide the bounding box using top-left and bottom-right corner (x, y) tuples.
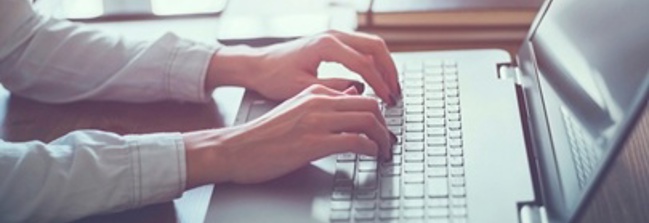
(0, 130), (187, 223)
(0, 0), (219, 103)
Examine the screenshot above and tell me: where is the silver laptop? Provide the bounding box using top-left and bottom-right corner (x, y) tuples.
(204, 0), (649, 222)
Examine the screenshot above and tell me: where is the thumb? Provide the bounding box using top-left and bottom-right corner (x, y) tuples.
(315, 78), (366, 94)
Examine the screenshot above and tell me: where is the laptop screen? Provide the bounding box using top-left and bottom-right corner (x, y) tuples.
(525, 0), (649, 219)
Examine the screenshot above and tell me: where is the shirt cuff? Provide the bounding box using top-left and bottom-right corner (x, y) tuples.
(167, 37), (220, 103)
(124, 132), (187, 208)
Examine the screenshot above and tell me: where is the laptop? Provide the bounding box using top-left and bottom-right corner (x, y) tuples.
(204, 0), (649, 222)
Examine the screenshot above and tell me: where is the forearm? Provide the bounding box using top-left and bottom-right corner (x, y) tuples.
(0, 0), (218, 103)
(0, 130), (186, 223)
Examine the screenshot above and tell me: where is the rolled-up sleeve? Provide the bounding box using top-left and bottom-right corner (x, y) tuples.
(0, 130), (187, 223)
(0, 0), (219, 103)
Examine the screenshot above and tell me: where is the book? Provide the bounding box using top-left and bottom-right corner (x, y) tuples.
(366, 10), (537, 28)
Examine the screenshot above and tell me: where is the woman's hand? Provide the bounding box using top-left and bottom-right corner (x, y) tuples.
(183, 85), (396, 187)
(206, 30), (401, 105)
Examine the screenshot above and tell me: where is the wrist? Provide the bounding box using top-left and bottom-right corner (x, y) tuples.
(205, 45), (265, 91)
(182, 127), (241, 189)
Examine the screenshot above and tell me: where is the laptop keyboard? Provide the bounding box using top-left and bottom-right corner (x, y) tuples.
(330, 60), (468, 222)
(562, 108), (603, 188)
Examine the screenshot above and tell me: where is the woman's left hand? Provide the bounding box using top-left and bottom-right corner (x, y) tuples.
(206, 30), (401, 105)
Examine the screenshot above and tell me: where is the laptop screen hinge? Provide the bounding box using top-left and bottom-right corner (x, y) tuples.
(498, 64), (522, 85)
(520, 204), (549, 223)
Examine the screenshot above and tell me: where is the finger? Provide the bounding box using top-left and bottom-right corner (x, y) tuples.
(319, 112), (392, 160)
(343, 86), (359, 95)
(313, 35), (394, 105)
(316, 134), (380, 158)
(314, 78), (365, 94)
(328, 30), (401, 95)
(302, 84), (346, 97)
(332, 96), (385, 126)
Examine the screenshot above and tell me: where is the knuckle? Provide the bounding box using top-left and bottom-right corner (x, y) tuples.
(359, 112), (378, 126)
(316, 34), (339, 48)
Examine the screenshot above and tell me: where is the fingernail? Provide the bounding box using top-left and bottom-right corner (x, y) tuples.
(388, 93), (398, 106)
(349, 81), (365, 94)
(389, 131), (398, 145)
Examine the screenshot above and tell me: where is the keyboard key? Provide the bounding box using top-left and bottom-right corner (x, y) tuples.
(450, 167), (465, 176)
(380, 200), (400, 209)
(450, 177), (465, 186)
(380, 176), (401, 199)
(358, 161), (377, 172)
(388, 126), (402, 135)
(354, 200), (377, 210)
(386, 117), (403, 126)
(355, 190), (378, 200)
(428, 198), (450, 207)
(425, 84), (444, 91)
(385, 107), (403, 117)
(450, 157), (464, 166)
(356, 172), (378, 189)
(404, 209), (425, 219)
(426, 109), (445, 118)
(360, 155), (377, 161)
(404, 72), (424, 80)
(406, 105), (425, 114)
(428, 167), (448, 177)
(332, 188), (352, 200)
(449, 148), (463, 156)
(447, 89), (459, 97)
(451, 186), (466, 197)
(330, 211), (351, 221)
(404, 80), (424, 88)
(447, 97), (460, 105)
(426, 100), (445, 108)
(379, 210), (400, 220)
(404, 88), (424, 96)
(406, 114), (425, 123)
(354, 210), (376, 221)
(449, 130), (462, 139)
(392, 145), (403, 155)
(381, 165), (401, 176)
(428, 157), (448, 167)
(405, 133), (425, 142)
(382, 155), (402, 166)
(404, 173), (425, 184)
(404, 199), (425, 209)
(452, 207), (468, 216)
(404, 142), (424, 151)
(331, 201), (352, 210)
(427, 118), (446, 127)
(451, 198), (467, 206)
(405, 96), (425, 105)
(428, 178), (449, 197)
(428, 208), (450, 218)
(449, 121), (462, 130)
(405, 123), (425, 132)
(427, 127), (446, 136)
(404, 163), (425, 173)
(334, 162), (355, 182)
(427, 137), (447, 146)
(427, 146), (447, 157)
(337, 153), (356, 162)
(404, 153), (425, 162)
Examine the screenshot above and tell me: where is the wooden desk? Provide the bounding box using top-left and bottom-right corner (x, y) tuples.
(1, 11), (648, 223)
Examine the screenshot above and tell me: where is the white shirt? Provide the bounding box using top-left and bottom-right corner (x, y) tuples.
(0, 0), (220, 222)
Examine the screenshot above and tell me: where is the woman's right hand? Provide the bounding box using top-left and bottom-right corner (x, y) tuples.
(183, 84), (395, 188)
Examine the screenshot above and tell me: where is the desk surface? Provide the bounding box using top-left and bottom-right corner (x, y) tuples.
(2, 9), (649, 223)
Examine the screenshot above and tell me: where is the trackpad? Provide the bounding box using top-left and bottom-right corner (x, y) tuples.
(205, 157), (336, 223)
